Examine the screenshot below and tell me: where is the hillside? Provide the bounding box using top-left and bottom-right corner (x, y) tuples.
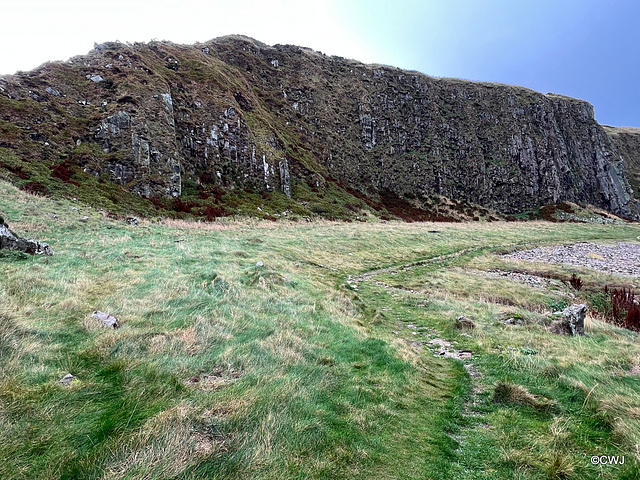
(0, 36), (638, 221)
(1, 180), (639, 479)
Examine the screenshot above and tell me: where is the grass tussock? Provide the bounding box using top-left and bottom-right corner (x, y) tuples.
(492, 381), (556, 412)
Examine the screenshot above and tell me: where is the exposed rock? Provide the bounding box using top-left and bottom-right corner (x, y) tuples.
(58, 373), (78, 386)
(91, 310), (119, 328)
(45, 86), (61, 96)
(549, 303), (586, 336)
(437, 349), (473, 360)
(504, 317), (522, 325)
(0, 36), (638, 220)
(0, 221), (53, 255)
(455, 315), (476, 329)
(603, 126), (640, 201)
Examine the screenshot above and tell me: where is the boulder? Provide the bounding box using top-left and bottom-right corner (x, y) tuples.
(549, 303), (586, 336)
(0, 220), (53, 255)
(455, 315), (476, 329)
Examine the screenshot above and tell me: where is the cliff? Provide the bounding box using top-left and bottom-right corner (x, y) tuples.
(0, 35), (637, 220)
(602, 126), (640, 198)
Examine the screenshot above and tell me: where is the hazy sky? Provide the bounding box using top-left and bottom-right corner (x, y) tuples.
(1, 0), (638, 126)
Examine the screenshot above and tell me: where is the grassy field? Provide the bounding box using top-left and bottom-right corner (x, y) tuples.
(1, 179), (639, 479)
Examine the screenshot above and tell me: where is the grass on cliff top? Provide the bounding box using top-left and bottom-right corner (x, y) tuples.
(1, 179), (639, 480)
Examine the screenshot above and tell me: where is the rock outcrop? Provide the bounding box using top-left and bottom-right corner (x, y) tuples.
(0, 219), (53, 255)
(550, 303), (587, 336)
(0, 35), (637, 220)
(603, 126), (640, 201)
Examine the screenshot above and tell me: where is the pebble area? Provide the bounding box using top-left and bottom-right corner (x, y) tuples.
(504, 242), (640, 278)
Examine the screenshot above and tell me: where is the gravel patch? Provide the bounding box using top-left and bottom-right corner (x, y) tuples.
(482, 269), (567, 290)
(504, 242), (640, 277)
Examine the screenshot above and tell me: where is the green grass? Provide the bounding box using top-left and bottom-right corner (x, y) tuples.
(1, 180), (639, 479)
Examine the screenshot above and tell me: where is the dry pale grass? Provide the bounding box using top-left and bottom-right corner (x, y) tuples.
(258, 329), (309, 366)
(148, 327), (198, 355)
(493, 381), (556, 411)
(100, 402), (221, 480)
(144, 216), (301, 231)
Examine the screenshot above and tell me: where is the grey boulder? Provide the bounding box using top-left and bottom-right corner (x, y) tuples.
(0, 221), (53, 256)
(550, 303), (586, 336)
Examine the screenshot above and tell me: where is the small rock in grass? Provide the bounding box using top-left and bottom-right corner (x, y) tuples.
(59, 373), (78, 386)
(455, 315), (476, 329)
(92, 310), (119, 328)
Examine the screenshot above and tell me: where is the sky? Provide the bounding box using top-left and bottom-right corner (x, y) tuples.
(1, 0), (638, 126)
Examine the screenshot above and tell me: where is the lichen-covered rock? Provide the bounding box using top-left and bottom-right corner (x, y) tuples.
(0, 222), (53, 256)
(58, 373), (79, 386)
(550, 303), (586, 336)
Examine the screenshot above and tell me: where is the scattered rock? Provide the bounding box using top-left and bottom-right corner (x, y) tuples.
(89, 75), (104, 83)
(0, 221), (53, 255)
(505, 242), (640, 277)
(45, 86), (61, 96)
(437, 349), (473, 360)
(59, 373), (78, 386)
(549, 303), (586, 336)
(91, 310), (119, 328)
(483, 269), (567, 292)
(428, 338), (451, 347)
(501, 312), (526, 325)
(455, 315), (476, 329)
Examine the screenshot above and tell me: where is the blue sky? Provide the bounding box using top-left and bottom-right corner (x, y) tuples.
(1, 0), (638, 126)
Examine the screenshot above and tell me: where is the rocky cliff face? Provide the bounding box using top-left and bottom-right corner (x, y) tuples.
(603, 126), (640, 199)
(0, 36), (637, 220)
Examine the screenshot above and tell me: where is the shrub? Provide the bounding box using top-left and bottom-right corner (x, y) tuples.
(569, 273), (583, 291)
(603, 286), (640, 332)
(20, 181), (50, 196)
